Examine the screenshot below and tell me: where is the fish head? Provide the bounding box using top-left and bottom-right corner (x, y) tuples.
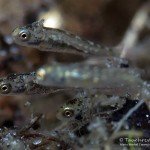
(12, 20), (45, 48)
(0, 74), (26, 95)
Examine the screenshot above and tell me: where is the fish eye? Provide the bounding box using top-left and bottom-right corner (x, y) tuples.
(63, 107), (74, 118)
(0, 83), (11, 94)
(19, 30), (30, 41)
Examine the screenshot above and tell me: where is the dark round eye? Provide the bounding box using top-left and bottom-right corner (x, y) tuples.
(19, 30), (30, 41)
(63, 107), (74, 118)
(0, 84), (11, 94)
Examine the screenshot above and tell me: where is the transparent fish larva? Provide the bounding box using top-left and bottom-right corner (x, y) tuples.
(0, 72), (64, 95)
(35, 62), (148, 100)
(55, 92), (127, 136)
(12, 20), (118, 56)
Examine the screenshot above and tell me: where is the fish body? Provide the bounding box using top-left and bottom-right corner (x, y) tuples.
(12, 20), (117, 56)
(56, 91), (126, 131)
(36, 62), (146, 100)
(0, 72), (63, 95)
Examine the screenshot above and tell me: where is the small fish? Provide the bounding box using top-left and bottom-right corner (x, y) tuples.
(12, 20), (118, 56)
(0, 72), (64, 95)
(35, 62), (147, 100)
(56, 91), (126, 124)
